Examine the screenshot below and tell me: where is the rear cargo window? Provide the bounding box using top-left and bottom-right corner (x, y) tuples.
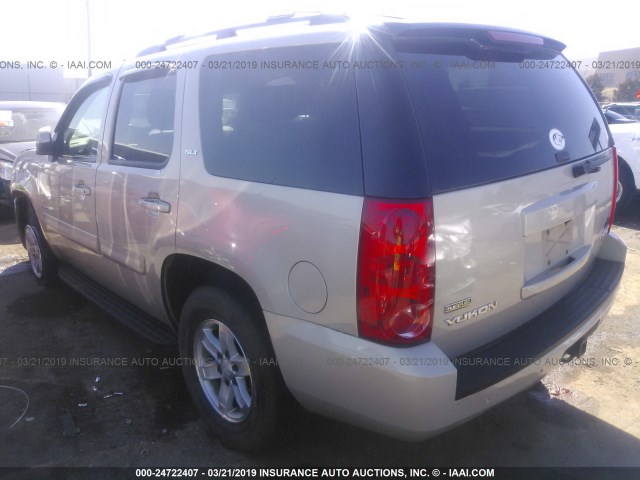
(199, 45), (363, 196)
(398, 52), (609, 193)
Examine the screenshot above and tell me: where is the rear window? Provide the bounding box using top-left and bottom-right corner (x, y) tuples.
(398, 52), (609, 193)
(0, 106), (64, 143)
(611, 105), (640, 118)
(199, 45), (363, 195)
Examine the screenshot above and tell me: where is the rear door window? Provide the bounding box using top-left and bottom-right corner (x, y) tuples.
(111, 71), (177, 169)
(398, 51), (609, 193)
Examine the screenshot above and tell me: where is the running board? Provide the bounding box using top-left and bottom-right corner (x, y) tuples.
(58, 265), (177, 347)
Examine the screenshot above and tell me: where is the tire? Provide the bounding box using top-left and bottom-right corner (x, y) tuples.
(25, 205), (58, 284)
(179, 286), (298, 451)
(616, 161), (635, 210)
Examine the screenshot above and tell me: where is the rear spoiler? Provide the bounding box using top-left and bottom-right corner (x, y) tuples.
(385, 23), (566, 60)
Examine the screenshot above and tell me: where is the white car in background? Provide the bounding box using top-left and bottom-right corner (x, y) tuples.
(604, 109), (640, 208)
(603, 102), (640, 121)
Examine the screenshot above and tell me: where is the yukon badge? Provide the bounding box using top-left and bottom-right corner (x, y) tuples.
(445, 301), (497, 326)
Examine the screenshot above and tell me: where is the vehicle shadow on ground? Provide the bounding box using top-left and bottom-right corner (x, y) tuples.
(266, 388), (640, 469)
(615, 195), (640, 231)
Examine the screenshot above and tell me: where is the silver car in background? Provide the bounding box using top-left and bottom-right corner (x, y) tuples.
(0, 101), (65, 218)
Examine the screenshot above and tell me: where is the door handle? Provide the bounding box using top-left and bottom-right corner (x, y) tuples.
(73, 184), (91, 196)
(138, 197), (171, 214)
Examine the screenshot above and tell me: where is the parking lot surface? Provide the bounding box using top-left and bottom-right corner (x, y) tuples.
(0, 201), (639, 471)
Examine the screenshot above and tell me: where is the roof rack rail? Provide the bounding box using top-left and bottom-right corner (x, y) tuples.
(137, 12), (350, 57)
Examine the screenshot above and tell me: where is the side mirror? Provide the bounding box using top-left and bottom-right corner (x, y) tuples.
(36, 127), (55, 156)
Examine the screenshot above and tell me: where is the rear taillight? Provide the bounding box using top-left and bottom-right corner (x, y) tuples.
(357, 198), (435, 346)
(608, 147), (618, 232)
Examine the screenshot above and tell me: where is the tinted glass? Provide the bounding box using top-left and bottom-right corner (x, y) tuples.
(605, 109), (637, 124)
(200, 45), (362, 195)
(399, 52), (609, 193)
(112, 73), (176, 168)
(611, 105), (640, 119)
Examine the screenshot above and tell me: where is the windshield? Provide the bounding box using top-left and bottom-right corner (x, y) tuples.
(0, 106), (65, 143)
(605, 109), (638, 124)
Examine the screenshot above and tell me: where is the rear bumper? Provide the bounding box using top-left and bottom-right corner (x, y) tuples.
(454, 254), (623, 399)
(266, 232), (626, 441)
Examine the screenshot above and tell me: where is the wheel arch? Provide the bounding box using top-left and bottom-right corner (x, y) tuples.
(162, 254), (265, 328)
